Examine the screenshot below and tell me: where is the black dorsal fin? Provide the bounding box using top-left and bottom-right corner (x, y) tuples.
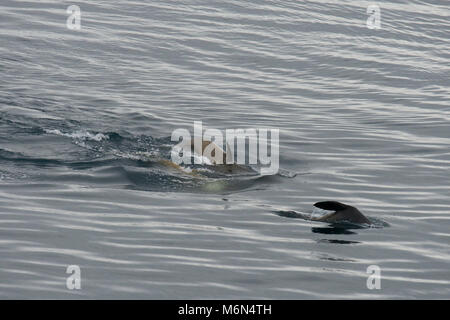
(314, 201), (348, 212)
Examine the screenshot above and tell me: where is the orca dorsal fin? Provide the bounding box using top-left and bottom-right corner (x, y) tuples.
(314, 201), (348, 212)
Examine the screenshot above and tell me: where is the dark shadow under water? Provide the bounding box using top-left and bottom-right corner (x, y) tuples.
(272, 209), (389, 234)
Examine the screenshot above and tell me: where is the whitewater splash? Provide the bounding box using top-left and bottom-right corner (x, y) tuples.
(45, 129), (109, 142)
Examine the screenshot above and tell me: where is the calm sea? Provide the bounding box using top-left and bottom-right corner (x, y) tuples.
(0, 0), (449, 298)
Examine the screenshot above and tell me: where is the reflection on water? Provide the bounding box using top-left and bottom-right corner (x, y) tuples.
(312, 227), (358, 235)
(0, 0), (449, 299)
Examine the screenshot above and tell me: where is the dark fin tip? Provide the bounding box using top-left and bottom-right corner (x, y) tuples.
(313, 201), (348, 211)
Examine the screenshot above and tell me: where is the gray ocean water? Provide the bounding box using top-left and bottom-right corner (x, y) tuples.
(0, 0), (449, 299)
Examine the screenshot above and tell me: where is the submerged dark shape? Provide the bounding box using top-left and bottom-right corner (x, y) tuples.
(313, 201), (371, 225)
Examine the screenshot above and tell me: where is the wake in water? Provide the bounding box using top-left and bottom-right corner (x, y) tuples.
(0, 116), (295, 193)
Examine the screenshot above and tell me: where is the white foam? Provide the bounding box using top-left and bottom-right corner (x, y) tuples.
(45, 129), (109, 141)
(171, 146), (214, 165)
(310, 206), (335, 220)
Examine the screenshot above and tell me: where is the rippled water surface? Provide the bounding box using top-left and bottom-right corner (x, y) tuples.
(0, 0), (449, 299)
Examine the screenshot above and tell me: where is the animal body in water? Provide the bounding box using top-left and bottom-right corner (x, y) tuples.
(312, 201), (371, 225)
(162, 139), (256, 176)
